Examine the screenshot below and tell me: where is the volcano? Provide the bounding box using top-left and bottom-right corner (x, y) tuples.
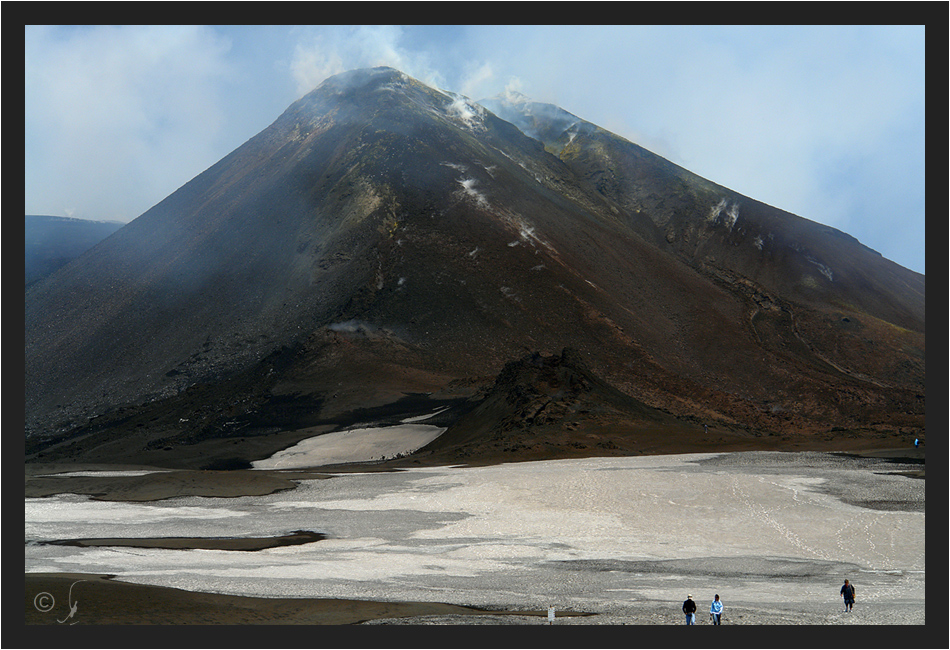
(24, 67), (925, 469)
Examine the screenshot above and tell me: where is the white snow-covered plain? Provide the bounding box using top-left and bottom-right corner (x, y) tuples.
(25, 450), (925, 624)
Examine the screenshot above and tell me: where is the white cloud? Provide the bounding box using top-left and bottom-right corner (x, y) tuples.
(23, 25), (925, 273)
(25, 25), (234, 221)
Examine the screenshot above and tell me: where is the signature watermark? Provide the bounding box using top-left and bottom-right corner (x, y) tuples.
(32, 580), (86, 624)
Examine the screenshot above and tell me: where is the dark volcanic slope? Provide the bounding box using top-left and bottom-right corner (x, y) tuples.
(25, 67), (924, 466)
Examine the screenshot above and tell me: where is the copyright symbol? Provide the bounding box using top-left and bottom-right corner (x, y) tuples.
(34, 592), (55, 612)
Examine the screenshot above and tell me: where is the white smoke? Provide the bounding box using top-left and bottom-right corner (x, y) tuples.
(725, 202), (739, 230)
(501, 77), (530, 105)
(290, 26), (405, 96)
(708, 198), (739, 230)
(458, 178), (490, 209)
(445, 94), (485, 131)
(289, 26), (446, 98)
(565, 124), (579, 145)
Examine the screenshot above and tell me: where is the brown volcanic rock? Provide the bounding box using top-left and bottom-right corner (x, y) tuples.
(25, 67), (924, 467)
(412, 348), (687, 464)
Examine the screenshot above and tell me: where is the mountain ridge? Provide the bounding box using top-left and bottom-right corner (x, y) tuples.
(25, 214), (124, 287)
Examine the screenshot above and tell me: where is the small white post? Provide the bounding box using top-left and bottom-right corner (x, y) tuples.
(548, 606), (555, 624)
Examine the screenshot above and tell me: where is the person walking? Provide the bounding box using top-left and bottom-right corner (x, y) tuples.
(840, 579), (855, 612)
(709, 594), (723, 624)
(683, 594), (697, 624)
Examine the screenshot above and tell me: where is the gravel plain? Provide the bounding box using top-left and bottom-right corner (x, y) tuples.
(25, 449), (925, 634)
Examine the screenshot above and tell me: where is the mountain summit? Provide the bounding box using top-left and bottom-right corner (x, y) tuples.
(25, 67), (924, 468)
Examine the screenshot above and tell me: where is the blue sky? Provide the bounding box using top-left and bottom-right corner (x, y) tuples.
(24, 25), (926, 274)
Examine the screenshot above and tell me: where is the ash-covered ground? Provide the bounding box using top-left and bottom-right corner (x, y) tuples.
(26, 450), (924, 629)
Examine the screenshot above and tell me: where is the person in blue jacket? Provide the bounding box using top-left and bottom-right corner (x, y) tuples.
(709, 594), (723, 624)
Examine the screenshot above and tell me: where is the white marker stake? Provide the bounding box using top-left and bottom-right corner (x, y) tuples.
(548, 606), (555, 624)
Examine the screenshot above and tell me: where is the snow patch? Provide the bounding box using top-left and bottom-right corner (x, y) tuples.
(498, 210), (555, 254)
(34, 470), (172, 478)
(401, 406), (450, 423)
(252, 424), (447, 469)
(518, 222), (537, 241)
(805, 256), (834, 281)
(496, 149), (545, 185)
(328, 320), (377, 335)
(445, 165), (556, 258)
(500, 286), (520, 302)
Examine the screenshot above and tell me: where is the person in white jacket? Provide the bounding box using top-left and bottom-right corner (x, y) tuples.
(709, 594), (723, 624)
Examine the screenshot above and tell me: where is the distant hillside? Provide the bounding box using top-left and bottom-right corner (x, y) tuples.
(25, 215), (123, 286)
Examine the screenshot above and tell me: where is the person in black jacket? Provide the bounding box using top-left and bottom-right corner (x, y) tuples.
(840, 579), (855, 612)
(683, 594), (697, 624)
